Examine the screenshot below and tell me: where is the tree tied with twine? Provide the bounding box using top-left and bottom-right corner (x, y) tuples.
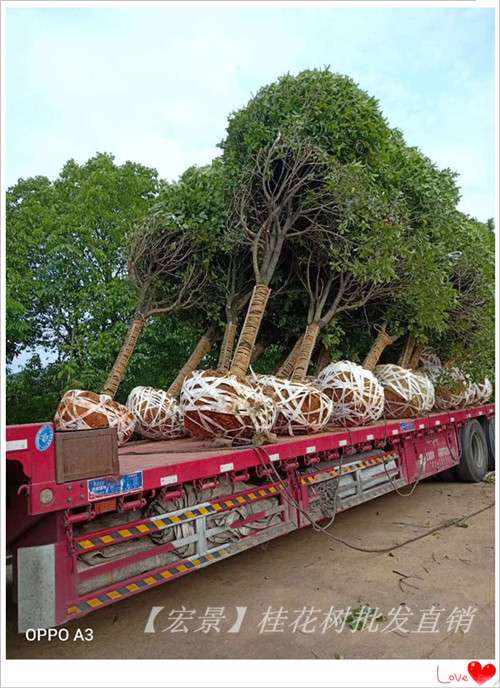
(102, 213), (208, 398)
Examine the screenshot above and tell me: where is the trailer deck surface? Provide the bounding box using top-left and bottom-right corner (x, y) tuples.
(117, 405), (488, 474)
(118, 425), (351, 471)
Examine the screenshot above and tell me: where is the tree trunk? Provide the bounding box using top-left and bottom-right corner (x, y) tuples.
(409, 343), (424, 370)
(315, 344), (332, 375)
(230, 284), (271, 378)
(363, 325), (400, 372)
(275, 335), (304, 378)
(217, 321), (238, 371)
(291, 322), (321, 382)
(251, 341), (266, 364)
(102, 315), (146, 398)
(167, 327), (216, 397)
(398, 335), (415, 368)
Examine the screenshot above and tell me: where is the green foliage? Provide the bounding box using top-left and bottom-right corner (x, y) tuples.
(222, 69), (391, 168)
(222, 68), (467, 349)
(428, 215), (495, 382)
(155, 159), (235, 326)
(6, 153), (159, 364)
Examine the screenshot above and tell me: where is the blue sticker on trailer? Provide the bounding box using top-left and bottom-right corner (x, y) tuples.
(88, 471), (143, 501)
(35, 424), (54, 452)
(400, 421), (416, 432)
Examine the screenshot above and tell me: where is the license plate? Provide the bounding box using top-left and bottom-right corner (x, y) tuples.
(87, 471), (143, 501)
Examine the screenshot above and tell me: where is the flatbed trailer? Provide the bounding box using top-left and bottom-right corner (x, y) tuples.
(5, 402), (495, 632)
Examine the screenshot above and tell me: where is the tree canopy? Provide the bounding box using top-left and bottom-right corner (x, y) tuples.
(6, 69), (495, 424)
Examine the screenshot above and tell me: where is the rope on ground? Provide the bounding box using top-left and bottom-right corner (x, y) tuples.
(306, 502), (495, 554)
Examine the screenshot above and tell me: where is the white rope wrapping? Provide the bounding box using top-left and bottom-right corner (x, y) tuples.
(433, 367), (469, 411)
(54, 390), (136, 446)
(126, 386), (185, 440)
(414, 349), (491, 410)
(315, 361), (384, 427)
(375, 364), (426, 419)
(463, 378), (492, 407)
(252, 374), (333, 436)
(475, 378), (493, 405)
(180, 370), (276, 443)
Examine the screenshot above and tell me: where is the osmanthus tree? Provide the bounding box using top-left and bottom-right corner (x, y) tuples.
(102, 214), (207, 397)
(226, 133), (338, 378)
(215, 250), (253, 370)
(353, 232), (460, 374)
(103, 159), (233, 398)
(221, 69), (399, 379)
(354, 139), (467, 369)
(288, 160), (402, 381)
(425, 214), (495, 382)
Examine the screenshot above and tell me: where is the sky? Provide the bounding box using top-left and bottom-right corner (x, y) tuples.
(5, 5), (496, 223)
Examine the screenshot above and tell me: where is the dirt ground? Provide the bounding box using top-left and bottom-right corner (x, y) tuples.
(6, 479), (496, 660)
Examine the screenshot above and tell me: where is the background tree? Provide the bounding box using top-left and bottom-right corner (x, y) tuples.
(5, 155), (214, 421)
(6, 154), (159, 367)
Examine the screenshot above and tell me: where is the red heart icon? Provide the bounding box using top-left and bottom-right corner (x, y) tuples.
(468, 661), (496, 685)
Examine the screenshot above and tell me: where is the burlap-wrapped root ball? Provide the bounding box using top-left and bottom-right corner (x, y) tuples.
(104, 398), (137, 445)
(315, 361), (384, 427)
(464, 382), (479, 407)
(180, 370), (276, 443)
(464, 378), (493, 407)
(433, 368), (469, 411)
(54, 390), (136, 446)
(412, 372), (435, 412)
(375, 364), (426, 419)
(253, 375), (332, 436)
(127, 386), (185, 440)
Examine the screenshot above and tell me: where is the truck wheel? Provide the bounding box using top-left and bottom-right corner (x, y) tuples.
(486, 417), (495, 470)
(457, 420), (489, 482)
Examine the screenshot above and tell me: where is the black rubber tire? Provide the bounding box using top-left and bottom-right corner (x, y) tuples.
(485, 417), (495, 470)
(456, 419), (489, 482)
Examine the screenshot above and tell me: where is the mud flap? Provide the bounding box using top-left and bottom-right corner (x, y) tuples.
(18, 544), (56, 633)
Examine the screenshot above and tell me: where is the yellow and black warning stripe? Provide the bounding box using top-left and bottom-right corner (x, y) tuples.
(300, 453), (398, 486)
(67, 548), (229, 617)
(75, 484), (283, 553)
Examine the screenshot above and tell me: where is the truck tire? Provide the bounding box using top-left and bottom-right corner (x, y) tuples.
(457, 420), (489, 482)
(486, 417), (495, 470)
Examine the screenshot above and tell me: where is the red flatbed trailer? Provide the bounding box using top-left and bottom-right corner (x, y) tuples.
(6, 403), (495, 632)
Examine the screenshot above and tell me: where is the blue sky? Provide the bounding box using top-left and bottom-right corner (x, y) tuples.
(6, 5), (496, 223)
